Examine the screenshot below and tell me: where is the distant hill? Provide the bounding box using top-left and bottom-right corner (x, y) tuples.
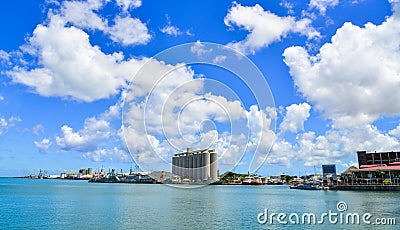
(219, 171), (249, 181)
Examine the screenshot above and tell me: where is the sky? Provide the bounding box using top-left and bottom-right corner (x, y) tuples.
(0, 0), (399, 177)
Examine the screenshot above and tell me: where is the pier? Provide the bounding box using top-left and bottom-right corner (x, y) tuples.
(331, 185), (400, 191)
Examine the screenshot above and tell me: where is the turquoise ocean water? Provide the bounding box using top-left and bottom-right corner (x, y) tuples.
(0, 178), (399, 229)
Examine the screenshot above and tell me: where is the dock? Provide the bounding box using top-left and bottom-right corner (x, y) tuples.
(331, 185), (400, 191)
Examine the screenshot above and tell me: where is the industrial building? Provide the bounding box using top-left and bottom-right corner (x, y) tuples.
(172, 148), (218, 183)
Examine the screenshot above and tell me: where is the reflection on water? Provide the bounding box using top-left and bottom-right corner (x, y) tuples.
(0, 178), (399, 229)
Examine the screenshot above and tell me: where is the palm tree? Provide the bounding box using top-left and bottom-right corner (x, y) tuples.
(375, 170), (385, 184)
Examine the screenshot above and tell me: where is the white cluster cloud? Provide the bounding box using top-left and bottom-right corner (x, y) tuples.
(160, 14), (183, 37)
(297, 124), (400, 167)
(108, 16), (151, 46)
(61, 0), (107, 31)
(55, 101), (129, 162)
(6, 0), (150, 102)
(190, 40), (213, 57)
(339, 125), (400, 153)
(121, 53), (276, 170)
(270, 119), (400, 169)
(60, 0), (150, 45)
(212, 55), (227, 64)
(115, 0), (142, 12)
(83, 147), (129, 162)
(8, 15), (147, 102)
(267, 139), (295, 167)
(295, 131), (344, 166)
(309, 0), (339, 15)
(0, 50), (10, 63)
(279, 102), (311, 135)
(160, 25), (182, 37)
(123, 60), (234, 164)
(389, 124), (400, 138)
(224, 2), (320, 54)
(32, 124), (45, 136)
(34, 138), (52, 153)
(262, 101), (400, 168)
(9, 0), (400, 171)
(0, 117), (8, 136)
(0, 116), (21, 136)
(280, 0), (295, 15)
(283, 1), (400, 127)
(56, 118), (111, 151)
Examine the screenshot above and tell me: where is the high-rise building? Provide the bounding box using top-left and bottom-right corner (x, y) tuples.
(172, 148), (218, 183)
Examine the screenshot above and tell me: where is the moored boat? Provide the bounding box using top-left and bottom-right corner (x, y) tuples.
(290, 183), (321, 190)
(242, 175), (264, 185)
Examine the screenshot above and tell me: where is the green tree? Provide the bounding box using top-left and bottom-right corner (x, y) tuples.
(375, 170), (385, 178)
(375, 170), (385, 184)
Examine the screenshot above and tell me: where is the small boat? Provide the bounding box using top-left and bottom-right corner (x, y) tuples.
(290, 166), (322, 190)
(242, 175), (264, 185)
(290, 183), (321, 190)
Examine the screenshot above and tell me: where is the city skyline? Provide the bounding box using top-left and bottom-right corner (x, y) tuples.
(1, 0), (400, 177)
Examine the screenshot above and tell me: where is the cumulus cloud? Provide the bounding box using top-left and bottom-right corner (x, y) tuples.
(55, 100), (129, 162)
(243, 105), (276, 170)
(108, 15), (151, 46)
(283, 1), (400, 127)
(298, 124), (400, 166)
(160, 25), (182, 37)
(115, 0), (142, 12)
(0, 50), (10, 63)
(6, 0), (152, 102)
(295, 131), (344, 166)
(279, 102), (311, 135)
(389, 124), (400, 138)
(123, 60), (244, 164)
(309, 0), (339, 15)
(224, 2), (320, 54)
(267, 139), (295, 167)
(252, 100), (400, 168)
(0, 116), (21, 136)
(83, 147), (129, 162)
(56, 118), (111, 152)
(122, 58), (276, 170)
(56, 100), (121, 152)
(60, 0), (107, 31)
(280, 0), (295, 15)
(267, 122), (400, 168)
(34, 138), (52, 153)
(60, 0), (150, 46)
(212, 55), (227, 64)
(8, 15), (147, 102)
(339, 125), (400, 153)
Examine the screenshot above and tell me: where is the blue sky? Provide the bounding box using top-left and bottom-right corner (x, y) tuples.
(0, 0), (399, 177)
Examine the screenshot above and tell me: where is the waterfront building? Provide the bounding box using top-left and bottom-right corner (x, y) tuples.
(357, 150), (400, 167)
(345, 163), (400, 185)
(322, 164), (337, 184)
(342, 151), (400, 185)
(172, 148), (218, 183)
